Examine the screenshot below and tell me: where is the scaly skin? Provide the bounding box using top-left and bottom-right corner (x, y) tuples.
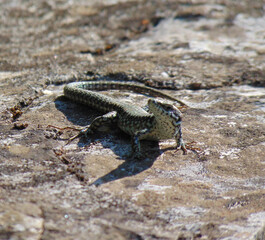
(64, 81), (187, 159)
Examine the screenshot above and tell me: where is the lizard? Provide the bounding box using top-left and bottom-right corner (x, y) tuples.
(63, 81), (188, 159)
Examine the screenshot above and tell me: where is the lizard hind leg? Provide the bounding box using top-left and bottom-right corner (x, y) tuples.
(67, 111), (118, 144)
(84, 111), (118, 136)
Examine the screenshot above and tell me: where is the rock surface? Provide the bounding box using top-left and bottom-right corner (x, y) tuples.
(0, 0), (264, 239)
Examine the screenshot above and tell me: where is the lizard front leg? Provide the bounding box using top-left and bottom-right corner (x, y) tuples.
(174, 127), (187, 155)
(130, 128), (152, 160)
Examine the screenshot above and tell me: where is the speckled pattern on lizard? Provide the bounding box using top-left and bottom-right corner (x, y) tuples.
(63, 81), (187, 159)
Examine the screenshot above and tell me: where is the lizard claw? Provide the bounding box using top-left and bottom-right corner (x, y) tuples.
(66, 132), (83, 145)
(181, 144), (188, 155)
(66, 128), (94, 145)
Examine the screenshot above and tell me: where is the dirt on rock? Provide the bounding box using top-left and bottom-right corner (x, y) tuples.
(0, 0), (264, 239)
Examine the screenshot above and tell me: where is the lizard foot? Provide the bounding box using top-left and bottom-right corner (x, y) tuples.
(66, 127), (94, 145)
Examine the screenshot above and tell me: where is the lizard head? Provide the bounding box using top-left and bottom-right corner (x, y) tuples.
(147, 99), (183, 141)
(148, 99), (182, 125)
(148, 99), (186, 153)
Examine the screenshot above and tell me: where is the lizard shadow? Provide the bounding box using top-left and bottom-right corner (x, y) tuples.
(89, 140), (161, 186)
(55, 96), (162, 185)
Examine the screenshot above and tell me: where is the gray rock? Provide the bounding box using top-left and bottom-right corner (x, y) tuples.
(0, 0), (264, 239)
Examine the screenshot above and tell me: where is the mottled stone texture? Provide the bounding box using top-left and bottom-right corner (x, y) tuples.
(0, 0), (264, 239)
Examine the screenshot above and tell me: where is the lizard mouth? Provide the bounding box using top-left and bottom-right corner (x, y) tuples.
(160, 104), (182, 126)
(160, 103), (182, 120)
